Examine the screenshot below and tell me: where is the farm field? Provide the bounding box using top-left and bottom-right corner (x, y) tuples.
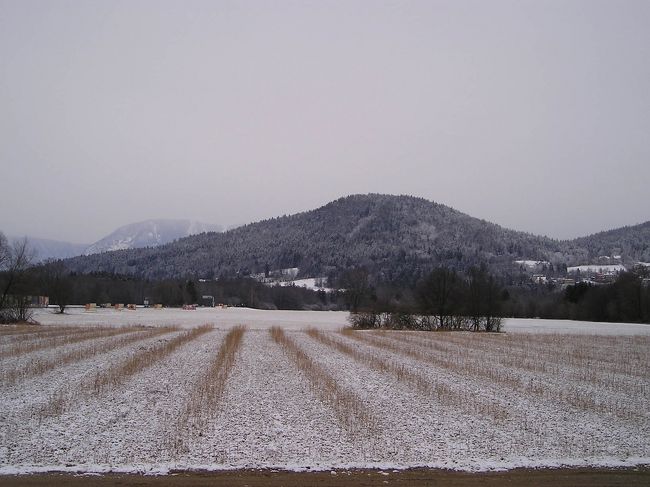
(30, 306), (650, 335)
(0, 311), (649, 476)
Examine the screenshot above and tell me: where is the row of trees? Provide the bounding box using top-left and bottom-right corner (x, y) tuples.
(502, 271), (650, 323)
(1, 242), (346, 320)
(0, 234), (35, 323)
(345, 267), (650, 329)
(3, 232), (648, 327)
(347, 266), (505, 332)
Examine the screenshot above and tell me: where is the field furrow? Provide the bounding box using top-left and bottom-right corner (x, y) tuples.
(447, 332), (650, 375)
(294, 330), (521, 464)
(308, 328), (506, 420)
(327, 330), (649, 462)
(360, 330), (646, 420)
(173, 326), (246, 453)
(384, 331), (650, 400)
(0, 326), (87, 344)
(0, 326), (175, 386)
(271, 327), (377, 437)
(180, 329), (357, 467)
(0, 329), (222, 467)
(1, 316), (649, 473)
(0, 326), (139, 359)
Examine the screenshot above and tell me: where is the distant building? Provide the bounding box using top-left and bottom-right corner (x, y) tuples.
(593, 273), (616, 284)
(532, 274), (547, 284)
(553, 278), (575, 289)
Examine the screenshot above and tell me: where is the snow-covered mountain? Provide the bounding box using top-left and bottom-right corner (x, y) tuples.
(63, 194), (650, 281)
(84, 219), (222, 255)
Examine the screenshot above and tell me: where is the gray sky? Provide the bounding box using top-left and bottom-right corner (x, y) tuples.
(1, 0), (649, 243)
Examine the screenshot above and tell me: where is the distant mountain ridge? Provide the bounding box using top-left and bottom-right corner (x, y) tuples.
(83, 219), (222, 255)
(6, 219), (222, 262)
(569, 221), (650, 263)
(60, 194), (650, 283)
(10, 236), (89, 262)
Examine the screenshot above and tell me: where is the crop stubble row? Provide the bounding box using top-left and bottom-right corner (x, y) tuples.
(2, 324), (648, 461)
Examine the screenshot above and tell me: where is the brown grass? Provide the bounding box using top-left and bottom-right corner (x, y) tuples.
(336, 329), (508, 421)
(91, 325), (213, 395)
(352, 329), (520, 388)
(0, 324), (45, 336)
(441, 332), (650, 394)
(0, 326), (177, 386)
(0, 326), (139, 359)
(451, 332), (649, 370)
(307, 328), (430, 393)
(270, 327), (377, 437)
(172, 326), (246, 453)
(37, 325), (212, 419)
(0, 326), (83, 342)
(407, 331), (650, 398)
(367, 330), (647, 420)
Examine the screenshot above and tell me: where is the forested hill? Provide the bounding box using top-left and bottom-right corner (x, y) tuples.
(61, 194), (648, 283)
(568, 221), (650, 264)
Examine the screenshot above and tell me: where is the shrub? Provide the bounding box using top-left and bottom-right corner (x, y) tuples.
(347, 312), (381, 329)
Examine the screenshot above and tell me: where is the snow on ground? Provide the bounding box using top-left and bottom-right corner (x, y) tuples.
(2, 311), (649, 474)
(31, 307), (351, 330)
(0, 329), (223, 469)
(31, 307), (650, 336)
(503, 318), (650, 335)
(278, 277), (337, 293)
(299, 330), (649, 468)
(181, 329), (358, 469)
(514, 260), (550, 268)
(567, 264), (626, 274)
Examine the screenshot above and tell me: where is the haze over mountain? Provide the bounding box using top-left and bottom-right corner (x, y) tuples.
(9, 236), (90, 263)
(83, 219), (222, 255)
(61, 194), (650, 283)
(8, 219), (222, 262)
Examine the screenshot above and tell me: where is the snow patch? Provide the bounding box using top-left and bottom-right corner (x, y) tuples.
(515, 260), (550, 268)
(567, 264), (626, 274)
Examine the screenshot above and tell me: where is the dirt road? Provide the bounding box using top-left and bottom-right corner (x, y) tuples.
(1, 467), (649, 486)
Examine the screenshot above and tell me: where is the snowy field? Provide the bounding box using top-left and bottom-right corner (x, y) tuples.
(31, 306), (351, 330)
(1, 310), (649, 474)
(30, 306), (650, 335)
(567, 264), (627, 274)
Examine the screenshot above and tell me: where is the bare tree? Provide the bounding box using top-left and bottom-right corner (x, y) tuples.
(0, 232), (8, 269)
(41, 260), (73, 314)
(0, 235), (36, 323)
(465, 266), (503, 332)
(340, 267), (370, 313)
(417, 268), (461, 330)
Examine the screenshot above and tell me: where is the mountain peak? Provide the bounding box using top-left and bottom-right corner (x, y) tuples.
(56, 194), (650, 281)
(83, 219), (222, 255)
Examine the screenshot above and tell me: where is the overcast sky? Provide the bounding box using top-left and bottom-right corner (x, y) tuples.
(1, 0), (649, 243)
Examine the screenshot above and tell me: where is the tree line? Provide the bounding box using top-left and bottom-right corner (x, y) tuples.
(343, 266), (505, 331)
(0, 230), (346, 322)
(340, 265), (650, 329)
(2, 231), (649, 327)
(0, 235), (34, 322)
(502, 270), (650, 324)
